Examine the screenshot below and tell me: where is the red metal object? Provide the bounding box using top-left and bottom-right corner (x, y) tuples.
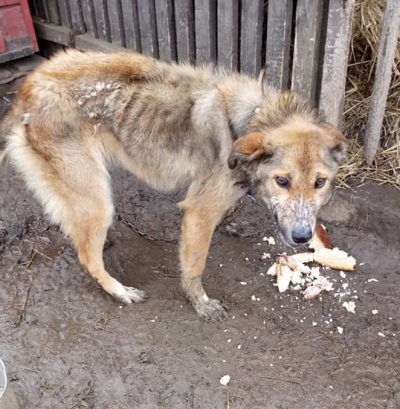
(0, 0), (38, 63)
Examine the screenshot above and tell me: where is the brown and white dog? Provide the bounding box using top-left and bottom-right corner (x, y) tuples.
(0, 50), (346, 320)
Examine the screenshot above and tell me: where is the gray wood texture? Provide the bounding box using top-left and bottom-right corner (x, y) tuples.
(57, 0), (72, 28)
(46, 0), (61, 25)
(137, 0), (158, 57)
(319, 0), (355, 127)
(81, 0), (97, 37)
(240, 0), (263, 77)
(34, 19), (127, 52)
(265, 0), (293, 90)
(107, 0), (126, 47)
(34, 19), (71, 45)
(174, 0), (195, 63)
(194, 0), (217, 64)
(93, 0), (111, 41)
(217, 0), (239, 71)
(291, 0), (324, 102)
(69, 0), (85, 32)
(121, 0), (141, 51)
(155, 0), (176, 62)
(364, 0), (400, 164)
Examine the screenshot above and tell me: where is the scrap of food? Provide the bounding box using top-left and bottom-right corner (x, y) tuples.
(267, 223), (357, 299)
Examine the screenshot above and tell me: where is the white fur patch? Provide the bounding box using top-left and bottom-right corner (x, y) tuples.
(199, 293), (210, 303)
(22, 113), (31, 125)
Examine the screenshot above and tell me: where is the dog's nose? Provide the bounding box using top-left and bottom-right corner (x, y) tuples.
(291, 223), (312, 244)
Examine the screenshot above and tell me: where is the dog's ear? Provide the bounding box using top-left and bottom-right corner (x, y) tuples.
(228, 133), (271, 169)
(322, 123), (348, 164)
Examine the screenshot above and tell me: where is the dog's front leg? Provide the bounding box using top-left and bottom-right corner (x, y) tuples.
(179, 189), (234, 321)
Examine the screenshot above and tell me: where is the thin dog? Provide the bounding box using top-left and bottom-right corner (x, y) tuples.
(0, 50), (346, 320)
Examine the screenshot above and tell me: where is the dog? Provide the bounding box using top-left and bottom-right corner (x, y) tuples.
(0, 49), (346, 321)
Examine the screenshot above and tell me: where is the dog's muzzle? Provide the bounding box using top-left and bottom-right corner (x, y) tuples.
(291, 222), (312, 244)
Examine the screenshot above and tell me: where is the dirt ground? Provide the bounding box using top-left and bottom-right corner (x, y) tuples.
(0, 79), (399, 409)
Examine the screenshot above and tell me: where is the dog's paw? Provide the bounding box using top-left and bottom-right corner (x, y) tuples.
(112, 285), (148, 304)
(193, 297), (228, 321)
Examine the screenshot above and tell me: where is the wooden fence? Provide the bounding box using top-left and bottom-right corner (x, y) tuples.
(30, 0), (356, 127)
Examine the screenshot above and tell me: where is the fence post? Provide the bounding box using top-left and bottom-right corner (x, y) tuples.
(174, 0), (195, 64)
(291, 0), (324, 103)
(265, 0), (294, 91)
(318, 0), (355, 127)
(137, 0), (158, 58)
(364, 0), (400, 165)
(194, 0), (217, 65)
(121, 0), (141, 52)
(155, 0), (176, 62)
(240, 0), (263, 77)
(217, 0), (239, 71)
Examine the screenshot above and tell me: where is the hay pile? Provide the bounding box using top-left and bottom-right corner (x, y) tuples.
(339, 0), (400, 189)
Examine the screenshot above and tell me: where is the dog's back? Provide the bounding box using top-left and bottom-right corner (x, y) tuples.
(1, 50), (237, 191)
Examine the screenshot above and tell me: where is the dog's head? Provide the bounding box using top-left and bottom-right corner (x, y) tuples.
(228, 121), (347, 247)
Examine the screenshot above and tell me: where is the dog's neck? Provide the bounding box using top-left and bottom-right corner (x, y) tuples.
(248, 91), (318, 133)
(217, 76), (264, 139)
(218, 76), (318, 139)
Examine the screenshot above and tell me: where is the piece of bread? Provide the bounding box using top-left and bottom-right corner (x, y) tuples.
(313, 248), (356, 271)
(276, 262), (293, 293)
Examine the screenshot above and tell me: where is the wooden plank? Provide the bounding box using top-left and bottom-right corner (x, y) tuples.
(137, 0), (158, 57)
(194, 0), (216, 64)
(265, 0), (294, 90)
(364, 0), (400, 164)
(217, 0), (239, 71)
(76, 32), (127, 52)
(106, 0), (125, 47)
(57, 0), (72, 28)
(318, 0), (355, 127)
(93, 0), (111, 41)
(34, 18), (70, 45)
(81, 0), (97, 37)
(291, 0), (324, 102)
(33, 19), (127, 53)
(240, 0), (263, 76)
(69, 0), (85, 32)
(174, 0), (195, 63)
(155, 0), (176, 62)
(45, 0), (61, 24)
(41, 0), (51, 22)
(121, 0), (141, 52)
(31, 0), (46, 19)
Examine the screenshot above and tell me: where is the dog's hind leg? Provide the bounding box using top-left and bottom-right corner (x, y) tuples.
(66, 196), (148, 304)
(55, 163), (148, 304)
(179, 172), (240, 321)
(8, 132), (147, 304)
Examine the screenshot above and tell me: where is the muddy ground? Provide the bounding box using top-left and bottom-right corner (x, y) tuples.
(0, 79), (399, 409)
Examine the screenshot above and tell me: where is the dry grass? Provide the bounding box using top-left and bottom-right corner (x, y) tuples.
(339, 0), (400, 189)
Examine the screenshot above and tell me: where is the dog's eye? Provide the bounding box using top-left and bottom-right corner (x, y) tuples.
(315, 178), (326, 189)
(275, 176), (290, 189)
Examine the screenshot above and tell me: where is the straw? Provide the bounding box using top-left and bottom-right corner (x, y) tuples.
(340, 0), (399, 189)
